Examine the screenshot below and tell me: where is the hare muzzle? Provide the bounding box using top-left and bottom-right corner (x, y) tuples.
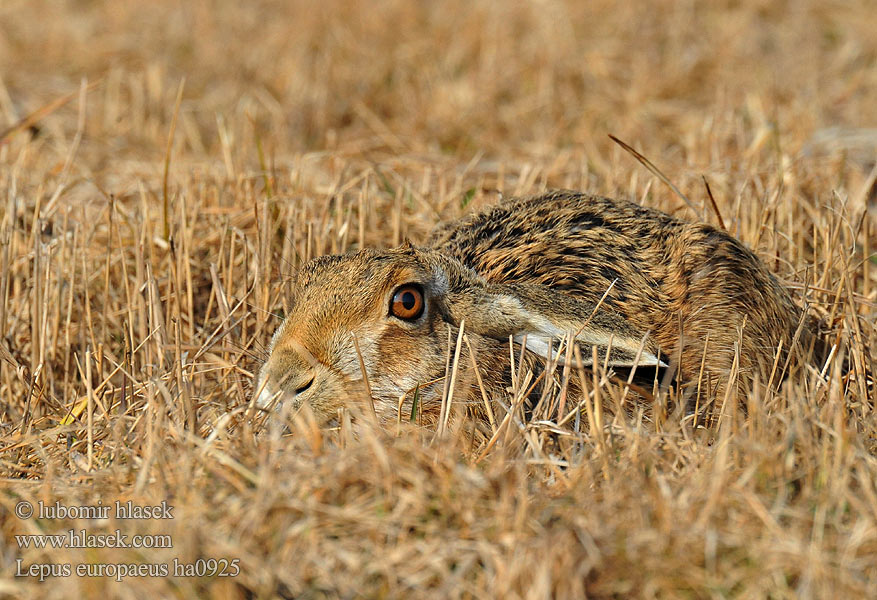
(255, 331), (322, 412)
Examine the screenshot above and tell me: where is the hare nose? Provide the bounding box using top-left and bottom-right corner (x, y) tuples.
(266, 338), (317, 383)
(292, 374), (314, 395)
(255, 366), (315, 411)
(257, 332), (322, 409)
(272, 361), (316, 394)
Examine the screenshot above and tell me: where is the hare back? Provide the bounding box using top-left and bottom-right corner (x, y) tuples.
(428, 190), (803, 385)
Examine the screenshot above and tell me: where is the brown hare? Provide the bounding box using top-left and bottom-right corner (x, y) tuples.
(256, 190), (813, 424)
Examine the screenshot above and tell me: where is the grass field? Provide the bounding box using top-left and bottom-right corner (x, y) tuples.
(1, 0), (876, 597)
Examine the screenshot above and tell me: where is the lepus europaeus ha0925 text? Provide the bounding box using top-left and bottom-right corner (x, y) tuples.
(256, 190), (813, 424)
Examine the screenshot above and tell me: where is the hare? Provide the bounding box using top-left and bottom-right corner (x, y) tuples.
(255, 190), (812, 424)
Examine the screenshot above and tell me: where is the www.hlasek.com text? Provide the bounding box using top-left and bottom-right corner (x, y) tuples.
(16, 529), (172, 550)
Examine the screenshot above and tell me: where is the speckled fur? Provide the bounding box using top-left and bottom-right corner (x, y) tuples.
(430, 191), (807, 394)
(257, 190), (812, 424)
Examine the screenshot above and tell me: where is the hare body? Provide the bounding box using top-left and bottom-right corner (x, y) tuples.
(430, 191), (805, 399)
(257, 190), (807, 423)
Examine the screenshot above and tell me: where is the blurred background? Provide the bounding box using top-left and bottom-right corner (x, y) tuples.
(2, 0), (875, 189)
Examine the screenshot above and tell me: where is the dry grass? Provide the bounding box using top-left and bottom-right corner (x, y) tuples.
(1, 0), (876, 597)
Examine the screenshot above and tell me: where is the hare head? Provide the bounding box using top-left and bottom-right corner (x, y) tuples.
(255, 243), (664, 423)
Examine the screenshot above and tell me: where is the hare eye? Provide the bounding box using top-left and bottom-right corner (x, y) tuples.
(390, 284), (425, 321)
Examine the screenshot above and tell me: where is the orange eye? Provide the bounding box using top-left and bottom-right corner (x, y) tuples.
(390, 284), (425, 320)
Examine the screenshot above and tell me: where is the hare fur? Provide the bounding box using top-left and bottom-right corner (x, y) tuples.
(256, 190), (810, 424)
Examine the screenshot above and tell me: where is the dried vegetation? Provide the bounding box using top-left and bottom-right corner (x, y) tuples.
(1, 0), (876, 597)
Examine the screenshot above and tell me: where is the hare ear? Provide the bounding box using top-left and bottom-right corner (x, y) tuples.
(443, 282), (666, 368)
